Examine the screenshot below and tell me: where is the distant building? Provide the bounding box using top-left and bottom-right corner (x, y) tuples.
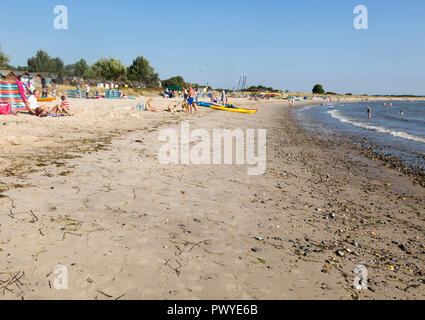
(63, 77), (72, 86)
(17, 72), (34, 86)
(49, 74), (64, 85)
(43, 73), (54, 84)
(29, 73), (42, 84)
(0, 70), (18, 80)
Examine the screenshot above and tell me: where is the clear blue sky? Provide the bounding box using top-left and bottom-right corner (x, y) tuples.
(1, 0), (424, 95)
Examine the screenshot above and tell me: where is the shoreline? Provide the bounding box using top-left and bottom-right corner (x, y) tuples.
(291, 101), (425, 188)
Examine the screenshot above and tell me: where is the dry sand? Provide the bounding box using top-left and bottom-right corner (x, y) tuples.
(0, 96), (423, 300)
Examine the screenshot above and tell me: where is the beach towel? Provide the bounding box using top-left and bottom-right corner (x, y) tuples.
(46, 114), (65, 117)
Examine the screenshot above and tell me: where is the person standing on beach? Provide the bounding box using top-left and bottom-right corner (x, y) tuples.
(41, 80), (48, 98)
(188, 85), (196, 114)
(221, 90), (227, 105)
(366, 106), (372, 119)
(51, 81), (57, 97)
(85, 83), (90, 99)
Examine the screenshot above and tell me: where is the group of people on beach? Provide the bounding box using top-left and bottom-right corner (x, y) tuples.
(24, 90), (72, 117)
(137, 85), (198, 114)
(41, 80), (57, 98)
(21, 82), (229, 117)
(182, 85), (197, 114)
(366, 101), (404, 119)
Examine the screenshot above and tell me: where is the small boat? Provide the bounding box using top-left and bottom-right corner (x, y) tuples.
(210, 105), (258, 114)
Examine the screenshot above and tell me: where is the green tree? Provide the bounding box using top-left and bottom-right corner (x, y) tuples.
(27, 50), (65, 75)
(312, 84), (325, 94)
(64, 64), (76, 76)
(84, 65), (102, 80)
(28, 50), (52, 72)
(50, 57), (65, 76)
(128, 56), (159, 87)
(161, 76), (186, 89)
(15, 65), (28, 72)
(75, 58), (89, 77)
(0, 45), (10, 68)
(94, 58), (127, 81)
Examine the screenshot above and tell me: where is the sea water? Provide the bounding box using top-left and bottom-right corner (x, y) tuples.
(295, 100), (425, 169)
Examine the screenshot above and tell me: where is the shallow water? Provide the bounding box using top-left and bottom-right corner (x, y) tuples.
(295, 100), (425, 169)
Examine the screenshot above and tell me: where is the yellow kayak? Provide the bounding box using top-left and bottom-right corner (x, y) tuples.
(37, 97), (56, 102)
(210, 105), (258, 114)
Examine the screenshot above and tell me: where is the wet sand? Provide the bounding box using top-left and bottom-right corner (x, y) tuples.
(0, 97), (423, 299)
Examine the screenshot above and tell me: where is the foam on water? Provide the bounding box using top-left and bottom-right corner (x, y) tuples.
(294, 100), (425, 168)
(327, 109), (425, 144)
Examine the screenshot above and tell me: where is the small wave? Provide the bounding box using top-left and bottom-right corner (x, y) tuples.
(385, 115), (425, 125)
(328, 109), (425, 144)
(298, 104), (316, 112)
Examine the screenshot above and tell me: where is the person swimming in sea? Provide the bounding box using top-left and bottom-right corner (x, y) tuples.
(366, 106), (372, 119)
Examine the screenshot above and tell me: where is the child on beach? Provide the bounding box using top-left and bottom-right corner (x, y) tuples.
(211, 93), (218, 103)
(137, 99), (161, 112)
(55, 96), (73, 116)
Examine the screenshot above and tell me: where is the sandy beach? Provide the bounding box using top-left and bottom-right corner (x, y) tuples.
(0, 96), (424, 300)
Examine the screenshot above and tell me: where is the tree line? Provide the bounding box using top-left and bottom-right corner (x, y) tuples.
(244, 85), (281, 93)
(1, 46), (162, 88)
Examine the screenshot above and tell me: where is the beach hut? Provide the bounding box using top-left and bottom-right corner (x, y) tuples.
(106, 81), (116, 89)
(63, 77), (72, 86)
(14, 71), (31, 82)
(0, 70), (18, 80)
(29, 73), (42, 84)
(21, 73), (33, 85)
(69, 77), (78, 85)
(38, 73), (53, 85)
(69, 77), (85, 86)
(53, 75), (64, 85)
(15, 72), (34, 87)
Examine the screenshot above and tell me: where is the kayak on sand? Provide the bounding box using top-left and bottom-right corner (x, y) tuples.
(209, 105), (258, 114)
(37, 97), (56, 102)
